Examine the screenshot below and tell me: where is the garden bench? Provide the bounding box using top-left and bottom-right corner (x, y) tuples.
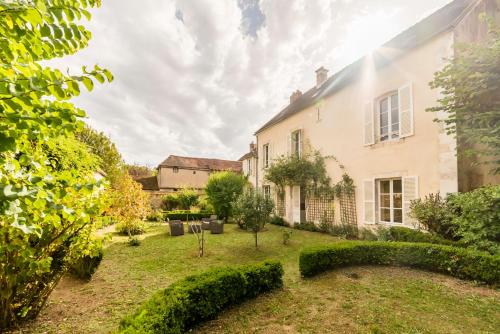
(168, 220), (184, 236)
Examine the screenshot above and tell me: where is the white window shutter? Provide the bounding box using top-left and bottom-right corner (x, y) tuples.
(363, 179), (375, 224)
(402, 176), (419, 225)
(364, 100), (374, 146)
(399, 83), (414, 138)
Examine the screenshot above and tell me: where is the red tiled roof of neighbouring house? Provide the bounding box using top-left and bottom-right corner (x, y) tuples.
(135, 176), (159, 191)
(159, 155), (242, 172)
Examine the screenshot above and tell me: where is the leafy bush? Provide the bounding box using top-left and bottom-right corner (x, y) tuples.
(329, 223), (358, 239)
(69, 243), (104, 281)
(176, 188), (200, 210)
(205, 171), (247, 223)
(269, 215), (287, 227)
(164, 210), (214, 221)
(146, 210), (164, 222)
(128, 237), (141, 247)
(294, 221), (320, 232)
(118, 261), (283, 333)
(232, 188), (274, 248)
(447, 185), (500, 254)
(299, 241), (500, 285)
(409, 193), (456, 239)
(283, 230), (293, 245)
(162, 193), (181, 210)
(116, 220), (146, 236)
(387, 226), (455, 245)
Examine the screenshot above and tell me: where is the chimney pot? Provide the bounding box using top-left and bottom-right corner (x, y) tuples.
(315, 66), (329, 87)
(290, 90), (302, 104)
(249, 142), (256, 152)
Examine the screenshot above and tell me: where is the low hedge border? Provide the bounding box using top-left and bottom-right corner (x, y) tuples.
(299, 241), (499, 285)
(118, 260), (283, 333)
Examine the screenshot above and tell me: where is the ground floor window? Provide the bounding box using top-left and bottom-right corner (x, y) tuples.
(378, 178), (402, 224)
(263, 185), (271, 198)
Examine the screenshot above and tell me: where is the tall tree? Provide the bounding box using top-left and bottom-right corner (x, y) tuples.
(427, 23), (500, 174)
(0, 0), (112, 328)
(205, 171), (247, 223)
(76, 125), (123, 185)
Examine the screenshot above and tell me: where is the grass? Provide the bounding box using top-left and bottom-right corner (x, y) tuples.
(18, 223), (500, 334)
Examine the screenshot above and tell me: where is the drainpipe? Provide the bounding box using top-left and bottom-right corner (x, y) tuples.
(255, 135), (259, 189)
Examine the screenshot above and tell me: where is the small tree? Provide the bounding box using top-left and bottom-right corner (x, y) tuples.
(162, 193), (180, 210)
(176, 188), (199, 210)
(108, 173), (151, 236)
(233, 189), (274, 248)
(205, 171), (247, 223)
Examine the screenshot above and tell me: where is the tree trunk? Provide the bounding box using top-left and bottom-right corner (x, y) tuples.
(254, 232), (258, 248)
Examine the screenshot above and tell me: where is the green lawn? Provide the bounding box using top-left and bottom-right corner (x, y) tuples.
(19, 224), (499, 334)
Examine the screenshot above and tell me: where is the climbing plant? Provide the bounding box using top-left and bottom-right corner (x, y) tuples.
(0, 0), (112, 329)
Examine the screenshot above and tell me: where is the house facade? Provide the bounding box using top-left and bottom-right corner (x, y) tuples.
(156, 155), (242, 192)
(254, 0), (500, 228)
(239, 142), (258, 188)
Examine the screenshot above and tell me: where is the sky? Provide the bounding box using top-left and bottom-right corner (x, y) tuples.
(51, 0), (452, 166)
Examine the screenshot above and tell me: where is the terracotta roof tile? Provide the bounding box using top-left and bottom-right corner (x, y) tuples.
(136, 176), (159, 191)
(159, 155), (242, 172)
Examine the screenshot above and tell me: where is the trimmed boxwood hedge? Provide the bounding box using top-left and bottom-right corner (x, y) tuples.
(163, 210), (214, 221)
(118, 261), (283, 333)
(299, 241), (499, 285)
(386, 226), (458, 246)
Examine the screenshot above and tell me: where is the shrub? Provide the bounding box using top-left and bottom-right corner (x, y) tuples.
(329, 223), (358, 239)
(387, 226), (456, 245)
(283, 230), (293, 245)
(299, 241), (500, 285)
(294, 221), (320, 232)
(164, 210), (214, 221)
(409, 193), (456, 239)
(69, 243), (104, 281)
(205, 171), (247, 223)
(116, 220), (146, 236)
(447, 185), (500, 254)
(146, 210), (163, 222)
(128, 237), (141, 247)
(162, 193), (180, 210)
(269, 215), (288, 227)
(232, 188), (274, 248)
(118, 261), (284, 333)
(176, 188), (200, 210)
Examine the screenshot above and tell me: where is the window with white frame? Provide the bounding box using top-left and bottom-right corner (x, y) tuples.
(173, 167), (179, 173)
(378, 92), (399, 141)
(378, 178), (403, 224)
(263, 185), (271, 198)
(263, 144), (270, 168)
(291, 130), (302, 157)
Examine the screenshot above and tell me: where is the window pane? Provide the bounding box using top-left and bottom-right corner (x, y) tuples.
(393, 179), (402, 193)
(380, 98), (388, 113)
(381, 208), (391, 222)
(391, 94), (399, 112)
(394, 209), (403, 223)
(393, 194), (402, 208)
(380, 194), (391, 207)
(380, 180), (390, 193)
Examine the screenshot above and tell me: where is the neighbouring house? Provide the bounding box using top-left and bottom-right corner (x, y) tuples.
(239, 142), (258, 188)
(157, 155), (242, 192)
(254, 0), (500, 228)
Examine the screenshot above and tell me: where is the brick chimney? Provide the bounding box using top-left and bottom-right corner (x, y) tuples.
(249, 142), (256, 152)
(315, 66), (328, 87)
(290, 90), (302, 104)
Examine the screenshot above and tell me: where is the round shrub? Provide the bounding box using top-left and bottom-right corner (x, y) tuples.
(116, 220), (146, 236)
(299, 241), (499, 285)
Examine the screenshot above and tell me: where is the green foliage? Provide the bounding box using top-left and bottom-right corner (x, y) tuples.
(44, 135), (100, 173)
(205, 171), (247, 223)
(118, 261), (284, 334)
(126, 164), (155, 179)
(128, 237), (141, 247)
(447, 185), (500, 254)
(116, 220), (146, 236)
(162, 193), (180, 210)
(176, 188), (199, 210)
(282, 229), (293, 245)
(328, 223), (358, 239)
(265, 151), (333, 196)
(146, 210), (164, 222)
(410, 193), (456, 239)
(299, 241), (500, 285)
(232, 188), (274, 248)
(269, 215), (288, 227)
(294, 221), (320, 232)
(76, 125), (124, 185)
(164, 210), (214, 221)
(0, 0), (112, 328)
(386, 226), (456, 246)
(427, 23), (500, 173)
(108, 173), (151, 236)
(69, 242), (104, 281)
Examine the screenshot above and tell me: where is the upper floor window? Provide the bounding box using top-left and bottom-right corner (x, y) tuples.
(173, 167), (179, 173)
(379, 93), (399, 141)
(263, 144), (270, 168)
(291, 130), (302, 157)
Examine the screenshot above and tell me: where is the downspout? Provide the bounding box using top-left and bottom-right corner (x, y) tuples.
(255, 135), (259, 189)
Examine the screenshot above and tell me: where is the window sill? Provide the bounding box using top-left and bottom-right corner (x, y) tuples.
(368, 137), (407, 149)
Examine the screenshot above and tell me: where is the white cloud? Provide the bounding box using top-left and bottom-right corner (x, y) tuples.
(48, 0), (451, 166)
